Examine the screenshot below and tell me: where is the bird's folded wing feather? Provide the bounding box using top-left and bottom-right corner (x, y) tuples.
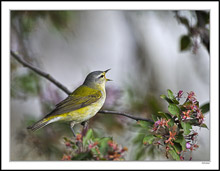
(45, 85), (102, 116)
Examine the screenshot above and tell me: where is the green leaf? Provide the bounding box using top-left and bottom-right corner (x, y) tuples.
(163, 113), (175, 127)
(160, 94), (166, 99)
(172, 99), (180, 104)
(71, 151), (93, 160)
(181, 122), (192, 135)
(83, 129), (94, 147)
(161, 94), (179, 104)
(200, 103), (210, 114)
(143, 135), (155, 145)
(168, 146), (180, 160)
(167, 89), (175, 100)
(200, 123), (209, 129)
(174, 134), (186, 151)
(173, 142), (182, 153)
(196, 11), (210, 25)
(138, 120), (153, 128)
(180, 35), (191, 51)
(179, 17), (190, 28)
(160, 94), (173, 104)
(99, 137), (112, 155)
(168, 104), (180, 116)
(157, 111), (168, 119)
(151, 114), (158, 122)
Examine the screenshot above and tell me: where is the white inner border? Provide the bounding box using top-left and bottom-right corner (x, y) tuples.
(2, 1), (219, 170)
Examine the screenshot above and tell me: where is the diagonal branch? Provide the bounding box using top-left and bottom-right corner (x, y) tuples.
(11, 50), (71, 95)
(11, 50), (154, 123)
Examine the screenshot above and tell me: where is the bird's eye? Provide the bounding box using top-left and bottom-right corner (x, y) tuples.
(99, 75), (104, 78)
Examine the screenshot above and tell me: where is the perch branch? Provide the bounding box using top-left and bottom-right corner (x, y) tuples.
(98, 110), (154, 123)
(11, 50), (154, 123)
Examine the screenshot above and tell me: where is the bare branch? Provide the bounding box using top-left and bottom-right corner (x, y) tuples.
(98, 110), (154, 123)
(11, 50), (154, 123)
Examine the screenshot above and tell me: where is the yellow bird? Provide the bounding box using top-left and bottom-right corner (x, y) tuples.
(27, 69), (111, 136)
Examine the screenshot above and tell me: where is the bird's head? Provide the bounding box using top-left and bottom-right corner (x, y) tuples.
(83, 69), (112, 90)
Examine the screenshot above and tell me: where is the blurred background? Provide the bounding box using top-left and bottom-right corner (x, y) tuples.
(10, 10), (210, 161)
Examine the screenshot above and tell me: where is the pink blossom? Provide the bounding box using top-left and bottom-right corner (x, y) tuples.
(187, 91), (197, 103)
(177, 90), (183, 98)
(186, 142), (191, 149)
(155, 120), (161, 126)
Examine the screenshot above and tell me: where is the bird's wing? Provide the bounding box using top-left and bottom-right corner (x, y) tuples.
(45, 85), (102, 117)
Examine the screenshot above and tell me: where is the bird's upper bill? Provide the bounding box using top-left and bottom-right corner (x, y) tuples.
(104, 69), (112, 81)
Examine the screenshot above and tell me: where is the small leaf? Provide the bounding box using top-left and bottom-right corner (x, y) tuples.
(138, 120), (153, 128)
(167, 89), (175, 100)
(168, 146), (180, 160)
(174, 134), (186, 151)
(99, 137), (112, 155)
(83, 129), (93, 147)
(168, 104), (180, 116)
(160, 94), (166, 99)
(172, 99), (180, 104)
(157, 111), (169, 119)
(181, 122), (192, 135)
(200, 103), (210, 114)
(200, 123), (209, 129)
(151, 114), (158, 122)
(143, 135), (155, 145)
(160, 113), (175, 127)
(179, 17), (190, 28)
(173, 142), (182, 153)
(71, 151), (93, 160)
(160, 94), (173, 104)
(180, 35), (191, 51)
(63, 137), (69, 142)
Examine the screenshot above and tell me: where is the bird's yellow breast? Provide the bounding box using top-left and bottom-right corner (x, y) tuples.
(65, 95), (105, 123)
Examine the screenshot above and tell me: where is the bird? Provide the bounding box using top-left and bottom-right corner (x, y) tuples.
(27, 69), (111, 136)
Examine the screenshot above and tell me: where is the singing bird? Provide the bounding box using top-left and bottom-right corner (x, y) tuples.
(27, 69), (111, 136)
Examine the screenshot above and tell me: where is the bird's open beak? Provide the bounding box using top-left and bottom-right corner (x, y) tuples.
(104, 69), (112, 81)
(104, 69), (111, 73)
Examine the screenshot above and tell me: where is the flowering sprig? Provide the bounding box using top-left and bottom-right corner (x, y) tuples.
(62, 129), (127, 161)
(139, 89), (209, 160)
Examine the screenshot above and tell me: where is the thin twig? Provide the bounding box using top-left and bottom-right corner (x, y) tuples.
(11, 50), (154, 123)
(98, 110), (154, 123)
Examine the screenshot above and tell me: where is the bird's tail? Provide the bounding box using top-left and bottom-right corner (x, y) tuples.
(27, 118), (50, 132)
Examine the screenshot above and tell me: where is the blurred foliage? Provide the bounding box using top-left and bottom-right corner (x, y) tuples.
(200, 102), (210, 114)
(125, 81), (167, 160)
(62, 129), (127, 160)
(11, 70), (40, 99)
(14, 115), (72, 160)
(11, 11), (73, 35)
(180, 35), (191, 51)
(91, 114), (124, 134)
(136, 89), (209, 160)
(126, 85), (163, 115)
(131, 121), (161, 160)
(175, 11), (210, 54)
